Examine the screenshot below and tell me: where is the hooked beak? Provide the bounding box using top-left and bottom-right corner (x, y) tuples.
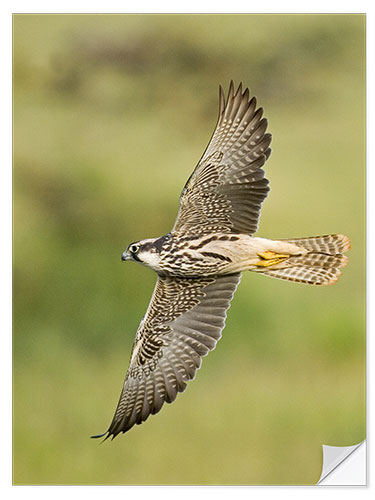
(121, 250), (130, 262)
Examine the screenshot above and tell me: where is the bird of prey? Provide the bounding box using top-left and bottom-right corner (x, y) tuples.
(92, 82), (350, 441)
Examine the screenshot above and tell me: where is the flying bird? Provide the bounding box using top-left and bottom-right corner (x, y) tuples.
(92, 82), (350, 440)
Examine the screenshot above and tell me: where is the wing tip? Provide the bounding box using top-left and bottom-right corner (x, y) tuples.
(228, 80), (235, 98)
(91, 432), (106, 439)
(219, 83), (225, 116)
(219, 80), (257, 120)
(90, 431), (111, 443)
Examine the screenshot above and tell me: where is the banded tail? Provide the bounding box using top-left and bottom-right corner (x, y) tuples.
(259, 234), (351, 286)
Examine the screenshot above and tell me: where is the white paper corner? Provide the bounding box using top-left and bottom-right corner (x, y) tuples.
(317, 440), (366, 485)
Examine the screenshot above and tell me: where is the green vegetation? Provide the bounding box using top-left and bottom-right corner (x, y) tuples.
(13, 14), (365, 484)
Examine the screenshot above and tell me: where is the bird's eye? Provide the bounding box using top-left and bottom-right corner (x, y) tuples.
(130, 244), (139, 254)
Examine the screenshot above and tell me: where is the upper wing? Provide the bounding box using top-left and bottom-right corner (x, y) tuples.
(98, 273), (241, 439)
(172, 81), (272, 236)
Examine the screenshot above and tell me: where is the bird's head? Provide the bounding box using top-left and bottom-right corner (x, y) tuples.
(121, 238), (162, 270)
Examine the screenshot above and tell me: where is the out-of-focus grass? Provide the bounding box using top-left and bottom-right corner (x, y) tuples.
(13, 14), (365, 484)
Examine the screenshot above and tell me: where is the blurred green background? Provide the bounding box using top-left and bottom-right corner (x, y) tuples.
(13, 14), (365, 485)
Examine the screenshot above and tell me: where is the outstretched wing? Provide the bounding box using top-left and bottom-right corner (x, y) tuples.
(96, 273), (241, 439)
(172, 81), (272, 236)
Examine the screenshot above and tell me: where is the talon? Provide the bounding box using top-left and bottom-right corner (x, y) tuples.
(256, 251), (289, 267)
(258, 251), (279, 260)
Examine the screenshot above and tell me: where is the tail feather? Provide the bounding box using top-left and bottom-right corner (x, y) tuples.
(288, 252), (349, 270)
(263, 263), (346, 286)
(280, 234), (351, 254)
(259, 234), (350, 286)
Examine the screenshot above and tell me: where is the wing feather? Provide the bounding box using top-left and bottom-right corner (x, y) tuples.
(172, 82), (271, 236)
(97, 273), (241, 439)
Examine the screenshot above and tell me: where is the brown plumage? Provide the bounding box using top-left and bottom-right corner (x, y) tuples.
(92, 82), (350, 441)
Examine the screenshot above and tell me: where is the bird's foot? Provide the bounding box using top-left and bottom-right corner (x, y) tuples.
(256, 251), (289, 267)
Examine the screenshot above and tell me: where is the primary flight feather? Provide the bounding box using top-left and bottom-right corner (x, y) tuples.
(92, 82), (350, 440)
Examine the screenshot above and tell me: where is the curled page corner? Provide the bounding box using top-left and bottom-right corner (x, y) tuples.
(317, 440), (366, 485)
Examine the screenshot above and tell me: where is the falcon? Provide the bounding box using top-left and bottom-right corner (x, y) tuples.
(92, 82), (350, 440)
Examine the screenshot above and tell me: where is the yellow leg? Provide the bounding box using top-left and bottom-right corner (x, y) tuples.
(256, 251), (289, 267)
